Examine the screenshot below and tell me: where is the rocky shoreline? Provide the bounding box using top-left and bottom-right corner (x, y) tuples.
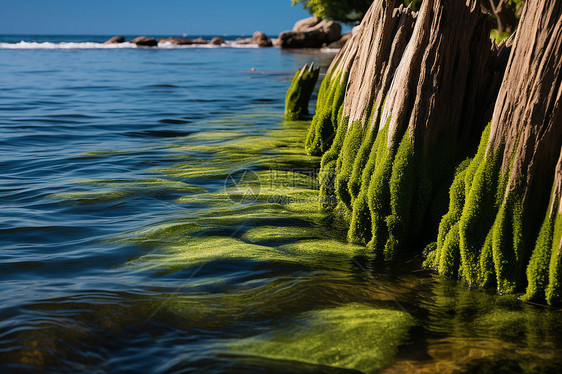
(104, 16), (352, 49)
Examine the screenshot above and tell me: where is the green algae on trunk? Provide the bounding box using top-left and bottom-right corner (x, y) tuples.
(525, 149), (562, 305)
(284, 62), (320, 120)
(426, 0), (562, 304)
(302, 0), (505, 261)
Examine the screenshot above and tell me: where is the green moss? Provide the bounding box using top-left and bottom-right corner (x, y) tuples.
(131, 236), (286, 271)
(347, 121), (390, 245)
(320, 115), (348, 169)
(385, 131), (415, 259)
(123, 222), (203, 245)
(318, 159), (338, 210)
(458, 127), (502, 285)
(348, 94), (388, 205)
(366, 131), (397, 255)
(348, 125), (376, 203)
(438, 222), (461, 278)
(318, 116), (349, 209)
(48, 190), (130, 203)
(429, 119), (558, 300)
(305, 108), (331, 156)
(241, 225), (321, 244)
(304, 73), (348, 156)
(130, 231), (368, 274)
(464, 124), (492, 196)
(430, 124), (525, 291)
(304, 72), (337, 155)
(433, 163), (469, 266)
(331, 75), (348, 125)
(491, 191), (524, 293)
(524, 214), (554, 301)
(335, 120), (364, 211)
(285, 63), (320, 120)
(80, 178), (206, 194)
(97, 116), (341, 272)
(418, 134), (466, 243)
(478, 230), (495, 287)
(348, 192), (371, 244)
(228, 303), (414, 373)
(489, 138), (524, 293)
(277, 239), (368, 263)
(546, 212), (562, 305)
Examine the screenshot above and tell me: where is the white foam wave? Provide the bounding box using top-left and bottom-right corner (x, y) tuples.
(0, 41), (138, 49)
(0, 40), (261, 50)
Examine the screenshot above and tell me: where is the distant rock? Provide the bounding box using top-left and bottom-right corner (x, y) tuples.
(210, 37), (225, 45)
(326, 32), (352, 49)
(252, 31), (273, 47)
(157, 37), (209, 45)
(234, 32), (273, 47)
(192, 37), (208, 45)
(104, 36), (126, 44)
(131, 36), (158, 47)
(279, 18), (342, 48)
(158, 37), (194, 45)
(317, 20), (343, 44)
(293, 17), (322, 32)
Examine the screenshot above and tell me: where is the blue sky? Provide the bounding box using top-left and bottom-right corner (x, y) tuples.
(0, 0), (313, 35)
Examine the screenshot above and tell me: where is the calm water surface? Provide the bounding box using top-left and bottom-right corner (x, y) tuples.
(1, 38), (562, 373)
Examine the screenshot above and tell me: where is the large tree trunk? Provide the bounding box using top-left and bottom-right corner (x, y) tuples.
(427, 0), (562, 304)
(305, 0), (507, 259)
(305, 2), (416, 157)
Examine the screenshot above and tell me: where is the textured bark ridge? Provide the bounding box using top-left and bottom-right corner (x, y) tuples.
(305, 0), (507, 260)
(304, 2), (416, 156)
(425, 0), (562, 304)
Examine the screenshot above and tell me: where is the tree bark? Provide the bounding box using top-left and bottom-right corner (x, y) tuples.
(305, 0), (507, 260)
(427, 0), (562, 304)
(305, 1), (416, 156)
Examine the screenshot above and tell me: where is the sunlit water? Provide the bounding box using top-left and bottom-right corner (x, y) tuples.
(1, 36), (562, 373)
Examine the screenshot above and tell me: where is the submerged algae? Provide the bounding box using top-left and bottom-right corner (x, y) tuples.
(115, 116), (359, 274)
(229, 303), (414, 373)
(49, 190), (130, 203)
(80, 178), (206, 193)
(49, 178), (206, 204)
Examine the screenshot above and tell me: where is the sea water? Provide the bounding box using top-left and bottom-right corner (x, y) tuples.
(1, 36), (562, 373)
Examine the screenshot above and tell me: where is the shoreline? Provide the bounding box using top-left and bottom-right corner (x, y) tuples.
(0, 40), (343, 52)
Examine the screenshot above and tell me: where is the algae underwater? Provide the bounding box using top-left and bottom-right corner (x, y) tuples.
(39, 101), (562, 373)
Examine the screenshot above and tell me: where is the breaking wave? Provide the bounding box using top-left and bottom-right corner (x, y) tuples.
(0, 40), (260, 49)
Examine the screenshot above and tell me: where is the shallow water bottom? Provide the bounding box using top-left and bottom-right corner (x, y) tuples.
(7, 118), (559, 373)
